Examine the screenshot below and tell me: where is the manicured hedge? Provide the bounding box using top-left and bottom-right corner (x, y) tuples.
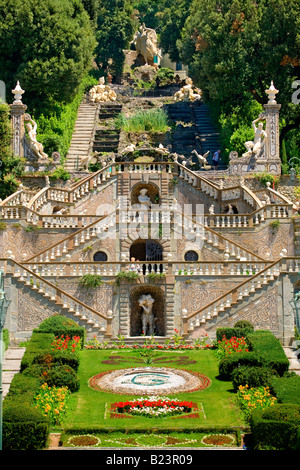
(20, 331), (55, 371)
(32, 349), (80, 371)
(216, 323), (254, 342)
(231, 365), (275, 391)
(247, 330), (289, 376)
(218, 330), (289, 379)
(24, 363), (80, 392)
(270, 375), (300, 405)
(218, 352), (263, 380)
(34, 314), (85, 347)
(3, 400), (49, 451)
(250, 404), (300, 450)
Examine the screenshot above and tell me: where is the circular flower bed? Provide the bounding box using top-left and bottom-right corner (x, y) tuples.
(111, 395), (197, 418)
(201, 434), (235, 447)
(68, 434), (100, 447)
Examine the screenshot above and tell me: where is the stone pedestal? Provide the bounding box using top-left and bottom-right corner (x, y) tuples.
(10, 103), (27, 157)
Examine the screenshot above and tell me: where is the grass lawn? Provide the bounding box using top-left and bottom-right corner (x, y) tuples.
(63, 348), (245, 433)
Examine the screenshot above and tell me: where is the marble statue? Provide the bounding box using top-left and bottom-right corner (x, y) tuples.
(209, 204), (215, 214)
(134, 24), (160, 65)
(121, 144), (136, 156)
(89, 77), (117, 103)
(24, 114), (48, 160)
(242, 117), (267, 158)
(190, 149), (209, 167)
(139, 294), (155, 335)
(174, 78), (201, 102)
(138, 189), (151, 209)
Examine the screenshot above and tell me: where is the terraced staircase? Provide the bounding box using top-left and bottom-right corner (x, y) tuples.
(193, 102), (223, 168)
(65, 102), (99, 171)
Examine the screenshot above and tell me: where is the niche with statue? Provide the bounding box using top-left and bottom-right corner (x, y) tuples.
(130, 286), (165, 337)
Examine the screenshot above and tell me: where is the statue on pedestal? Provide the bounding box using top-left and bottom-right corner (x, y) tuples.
(24, 114), (48, 160)
(242, 117), (267, 158)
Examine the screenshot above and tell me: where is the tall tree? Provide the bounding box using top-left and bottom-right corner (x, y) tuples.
(178, 0), (300, 140)
(0, 0), (96, 113)
(95, 0), (135, 79)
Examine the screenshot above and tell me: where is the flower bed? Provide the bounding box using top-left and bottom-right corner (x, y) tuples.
(201, 434), (235, 447)
(217, 335), (249, 360)
(236, 385), (277, 422)
(110, 396), (199, 418)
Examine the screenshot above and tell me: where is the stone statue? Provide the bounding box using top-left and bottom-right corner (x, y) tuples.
(134, 24), (160, 65)
(190, 149), (209, 167)
(209, 204), (215, 214)
(138, 189), (151, 209)
(24, 114), (48, 160)
(243, 117), (267, 158)
(139, 294), (155, 335)
(89, 77), (117, 103)
(174, 78), (201, 102)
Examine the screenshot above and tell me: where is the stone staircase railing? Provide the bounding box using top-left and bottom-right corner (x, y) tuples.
(0, 258), (112, 336)
(21, 260), (269, 278)
(182, 256), (300, 334)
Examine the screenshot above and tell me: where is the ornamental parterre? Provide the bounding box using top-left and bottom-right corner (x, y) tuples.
(88, 367), (211, 395)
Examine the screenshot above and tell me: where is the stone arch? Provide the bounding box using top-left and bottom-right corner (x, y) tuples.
(130, 285), (165, 336)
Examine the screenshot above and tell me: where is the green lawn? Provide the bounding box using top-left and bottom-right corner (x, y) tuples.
(63, 348), (245, 432)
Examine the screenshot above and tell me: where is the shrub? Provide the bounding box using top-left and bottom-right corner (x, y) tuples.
(237, 385), (277, 423)
(36, 314), (85, 347)
(79, 274), (103, 288)
(32, 349), (80, 371)
(6, 373), (40, 402)
(20, 332), (55, 371)
(217, 335), (249, 361)
(231, 365), (276, 391)
(247, 330), (289, 376)
(216, 326), (253, 342)
(250, 404), (300, 450)
(3, 400), (49, 450)
(270, 375), (300, 405)
(218, 352), (262, 380)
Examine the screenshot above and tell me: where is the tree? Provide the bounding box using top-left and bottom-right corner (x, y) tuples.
(178, 0), (300, 158)
(0, 0), (96, 114)
(95, 0), (135, 79)
(158, 0), (191, 63)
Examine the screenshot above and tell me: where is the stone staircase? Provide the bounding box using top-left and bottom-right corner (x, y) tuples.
(294, 217), (300, 256)
(99, 103), (122, 120)
(93, 128), (120, 154)
(166, 102), (200, 158)
(65, 102), (99, 171)
(193, 102), (223, 167)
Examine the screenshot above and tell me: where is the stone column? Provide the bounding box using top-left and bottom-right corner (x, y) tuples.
(262, 82), (281, 174)
(9, 82), (27, 157)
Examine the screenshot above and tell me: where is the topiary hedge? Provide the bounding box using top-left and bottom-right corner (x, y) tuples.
(20, 332), (55, 371)
(270, 375), (300, 405)
(250, 404), (300, 450)
(216, 321), (254, 342)
(218, 352), (263, 380)
(32, 349), (80, 371)
(3, 400), (50, 450)
(35, 314), (85, 347)
(23, 363), (80, 392)
(246, 330), (289, 376)
(231, 365), (276, 391)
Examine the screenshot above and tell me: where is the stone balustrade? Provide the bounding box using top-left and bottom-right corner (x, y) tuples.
(183, 257), (300, 333)
(1, 258), (112, 335)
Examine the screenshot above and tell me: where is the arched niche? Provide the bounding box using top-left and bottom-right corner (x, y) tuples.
(130, 285), (165, 336)
(130, 182), (160, 206)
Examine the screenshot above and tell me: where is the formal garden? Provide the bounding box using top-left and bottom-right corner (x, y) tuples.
(2, 314), (300, 451)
